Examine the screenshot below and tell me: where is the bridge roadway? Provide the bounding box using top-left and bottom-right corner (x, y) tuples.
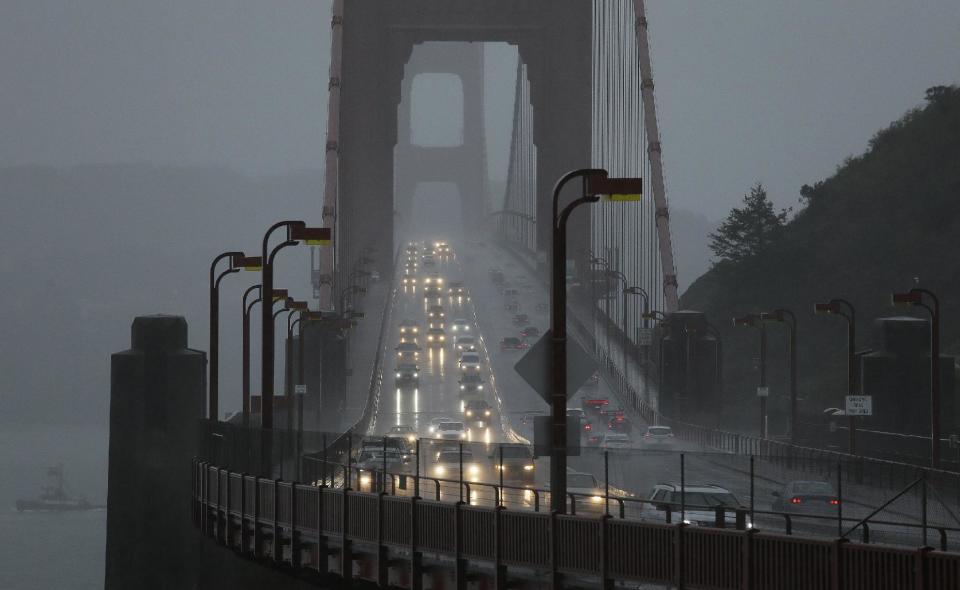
(191, 238), (960, 590)
(348, 237), (957, 550)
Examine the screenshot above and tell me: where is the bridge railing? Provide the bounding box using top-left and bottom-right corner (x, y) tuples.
(193, 458), (960, 590)
(195, 428), (960, 552)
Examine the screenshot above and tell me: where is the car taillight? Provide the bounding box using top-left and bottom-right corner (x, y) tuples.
(789, 497), (802, 505)
(829, 499), (840, 506)
(584, 423), (592, 431)
(644, 433), (651, 438)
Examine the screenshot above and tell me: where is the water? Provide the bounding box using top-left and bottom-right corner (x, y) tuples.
(0, 426), (107, 589)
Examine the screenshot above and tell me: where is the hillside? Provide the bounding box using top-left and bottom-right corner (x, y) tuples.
(680, 86), (960, 432)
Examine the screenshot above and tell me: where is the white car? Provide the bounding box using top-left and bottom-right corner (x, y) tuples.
(428, 416), (454, 435)
(450, 318), (472, 333)
(643, 483), (750, 528)
(432, 448), (482, 481)
(643, 425), (674, 444)
(458, 352), (482, 372)
(436, 420), (467, 441)
(602, 433), (632, 450)
(455, 335), (477, 352)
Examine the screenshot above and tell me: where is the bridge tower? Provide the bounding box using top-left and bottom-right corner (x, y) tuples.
(394, 43), (488, 238)
(335, 0), (593, 283)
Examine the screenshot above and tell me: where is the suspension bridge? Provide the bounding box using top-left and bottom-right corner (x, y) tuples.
(105, 1), (960, 589)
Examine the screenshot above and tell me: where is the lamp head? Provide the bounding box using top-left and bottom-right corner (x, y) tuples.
(813, 302), (838, 315)
(891, 291), (921, 308)
(290, 224), (332, 246)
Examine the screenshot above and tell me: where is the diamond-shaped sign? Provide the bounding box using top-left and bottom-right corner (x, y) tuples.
(514, 330), (597, 403)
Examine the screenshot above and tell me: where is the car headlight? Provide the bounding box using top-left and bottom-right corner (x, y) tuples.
(413, 372), (418, 378)
(396, 372), (402, 378)
(591, 495), (603, 504)
(477, 385), (483, 390)
(523, 464), (534, 471)
(484, 410), (491, 417)
(407, 435), (416, 443)
(428, 336), (433, 341)
(465, 326), (470, 331)
(452, 326), (458, 331)
(466, 410), (473, 417)
(360, 474), (372, 487)
(434, 465), (446, 477)
(460, 432), (466, 439)
(468, 464), (480, 475)
(460, 385), (465, 390)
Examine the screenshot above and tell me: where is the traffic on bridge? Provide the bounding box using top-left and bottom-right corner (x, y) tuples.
(4, 0), (954, 588)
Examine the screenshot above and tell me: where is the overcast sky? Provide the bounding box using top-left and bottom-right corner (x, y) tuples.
(1, 0), (958, 219)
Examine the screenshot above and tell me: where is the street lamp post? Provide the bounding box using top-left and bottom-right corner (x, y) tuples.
(733, 314), (767, 438)
(892, 288), (941, 468)
(624, 286), (649, 370)
(550, 168), (642, 514)
(761, 309), (798, 443)
(241, 283), (262, 428)
(814, 299), (857, 454)
(209, 251), (252, 420)
(260, 222), (330, 433)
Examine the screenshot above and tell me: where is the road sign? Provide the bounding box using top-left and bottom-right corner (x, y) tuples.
(295, 384), (307, 395)
(514, 329), (597, 404)
(636, 327), (654, 347)
(845, 395), (873, 416)
(756, 386), (770, 398)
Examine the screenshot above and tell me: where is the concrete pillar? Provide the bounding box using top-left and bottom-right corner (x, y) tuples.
(105, 315), (205, 589)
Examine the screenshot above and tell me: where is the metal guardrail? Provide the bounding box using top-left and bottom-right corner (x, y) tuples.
(194, 459), (960, 590)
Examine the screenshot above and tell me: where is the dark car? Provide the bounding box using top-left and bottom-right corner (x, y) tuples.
(464, 399), (493, 426)
(520, 326), (540, 339)
(499, 337), (528, 351)
(395, 363), (420, 387)
(459, 373), (485, 393)
(771, 481), (839, 515)
(512, 313), (529, 326)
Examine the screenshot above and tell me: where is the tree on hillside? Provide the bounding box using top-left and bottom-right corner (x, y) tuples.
(709, 184), (789, 264)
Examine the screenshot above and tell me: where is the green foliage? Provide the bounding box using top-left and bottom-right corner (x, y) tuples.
(709, 184), (789, 264)
(681, 85), (960, 431)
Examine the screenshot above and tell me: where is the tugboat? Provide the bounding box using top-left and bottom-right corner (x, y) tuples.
(15, 464), (101, 512)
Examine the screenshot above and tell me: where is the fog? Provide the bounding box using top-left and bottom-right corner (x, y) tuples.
(0, 4), (957, 583)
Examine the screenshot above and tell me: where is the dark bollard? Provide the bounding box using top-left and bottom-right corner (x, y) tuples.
(105, 315), (206, 589)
